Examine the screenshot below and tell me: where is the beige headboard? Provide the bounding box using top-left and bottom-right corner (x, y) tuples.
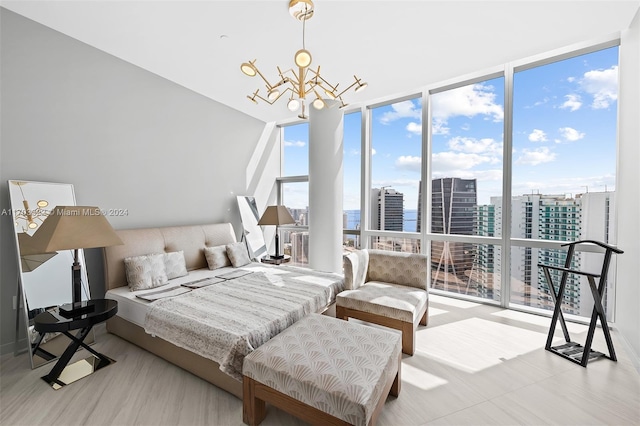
(103, 223), (237, 290)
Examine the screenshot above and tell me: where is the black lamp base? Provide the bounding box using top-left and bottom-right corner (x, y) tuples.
(59, 301), (95, 318)
(269, 254), (285, 260)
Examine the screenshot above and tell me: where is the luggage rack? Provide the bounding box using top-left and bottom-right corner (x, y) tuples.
(538, 240), (623, 367)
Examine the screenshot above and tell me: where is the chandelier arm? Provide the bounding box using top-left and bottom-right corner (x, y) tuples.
(251, 64), (280, 90)
(334, 79), (360, 99)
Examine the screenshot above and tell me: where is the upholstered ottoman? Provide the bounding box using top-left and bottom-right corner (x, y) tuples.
(242, 314), (402, 426)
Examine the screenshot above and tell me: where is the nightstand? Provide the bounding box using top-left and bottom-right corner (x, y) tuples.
(34, 299), (118, 389)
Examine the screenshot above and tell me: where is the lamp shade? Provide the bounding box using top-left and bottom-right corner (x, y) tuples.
(29, 206), (123, 252)
(257, 205), (295, 226)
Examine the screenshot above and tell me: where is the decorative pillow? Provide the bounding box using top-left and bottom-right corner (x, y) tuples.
(204, 245), (231, 270)
(164, 250), (188, 279)
(124, 253), (169, 291)
(226, 242), (252, 268)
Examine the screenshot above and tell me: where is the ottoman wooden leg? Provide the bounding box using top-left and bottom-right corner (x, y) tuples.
(243, 376), (266, 426)
(390, 353), (402, 397)
(401, 322), (415, 355)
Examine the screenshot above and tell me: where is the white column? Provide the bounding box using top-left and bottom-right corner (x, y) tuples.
(308, 101), (343, 273)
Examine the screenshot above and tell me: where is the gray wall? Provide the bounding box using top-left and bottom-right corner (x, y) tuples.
(616, 8), (640, 369)
(0, 9), (278, 354)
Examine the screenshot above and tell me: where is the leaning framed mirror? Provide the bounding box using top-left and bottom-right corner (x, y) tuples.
(237, 195), (267, 260)
(8, 180), (93, 369)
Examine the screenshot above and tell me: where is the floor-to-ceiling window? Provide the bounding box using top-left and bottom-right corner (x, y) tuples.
(368, 96), (423, 253)
(344, 110), (362, 251)
(278, 122), (309, 266)
(429, 76), (505, 301)
(275, 38), (620, 321)
(510, 45), (619, 320)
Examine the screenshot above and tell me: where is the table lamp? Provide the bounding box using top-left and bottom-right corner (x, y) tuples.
(257, 205), (295, 259)
(29, 206), (123, 317)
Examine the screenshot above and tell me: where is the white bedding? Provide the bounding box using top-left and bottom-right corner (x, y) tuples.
(105, 266), (244, 326)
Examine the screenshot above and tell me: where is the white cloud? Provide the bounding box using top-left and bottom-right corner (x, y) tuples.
(447, 136), (502, 156)
(284, 140), (306, 147)
(580, 65), (618, 109)
(515, 147), (556, 165)
(558, 127), (585, 142)
(431, 83), (504, 123)
(406, 121), (422, 135)
(432, 169), (503, 181)
(432, 151), (494, 172)
(371, 148), (377, 156)
(432, 118), (450, 135)
(560, 94), (582, 111)
(528, 129), (547, 142)
(395, 155), (421, 172)
(379, 100), (421, 124)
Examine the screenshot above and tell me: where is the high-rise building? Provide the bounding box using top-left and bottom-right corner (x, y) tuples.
(431, 178), (478, 294)
(370, 188), (404, 231)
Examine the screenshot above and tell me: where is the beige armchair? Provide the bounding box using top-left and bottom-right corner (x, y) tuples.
(336, 249), (429, 355)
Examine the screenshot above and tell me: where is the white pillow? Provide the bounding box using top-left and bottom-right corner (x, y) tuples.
(204, 245), (231, 270)
(226, 242), (251, 267)
(164, 250), (188, 279)
(124, 253), (169, 291)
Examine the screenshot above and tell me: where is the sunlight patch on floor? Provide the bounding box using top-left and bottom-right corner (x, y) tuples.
(429, 294), (481, 309)
(418, 318), (546, 373)
(491, 309), (588, 333)
(402, 363), (449, 391)
(428, 307), (449, 317)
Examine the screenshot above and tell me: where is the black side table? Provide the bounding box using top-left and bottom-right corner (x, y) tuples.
(34, 299), (118, 389)
(261, 255), (291, 265)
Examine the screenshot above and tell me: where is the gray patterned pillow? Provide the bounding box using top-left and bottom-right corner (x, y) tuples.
(164, 251), (188, 279)
(124, 253), (169, 291)
(226, 242), (251, 267)
(204, 245), (231, 270)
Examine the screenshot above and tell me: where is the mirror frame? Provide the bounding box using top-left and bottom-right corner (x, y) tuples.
(237, 195), (267, 259)
(8, 180), (93, 369)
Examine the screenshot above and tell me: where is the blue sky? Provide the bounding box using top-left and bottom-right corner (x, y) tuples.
(283, 46), (618, 211)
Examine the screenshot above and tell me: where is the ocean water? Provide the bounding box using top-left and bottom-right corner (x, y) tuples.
(345, 209), (418, 232)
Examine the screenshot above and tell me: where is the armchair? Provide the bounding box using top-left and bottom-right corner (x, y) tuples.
(337, 249), (429, 355)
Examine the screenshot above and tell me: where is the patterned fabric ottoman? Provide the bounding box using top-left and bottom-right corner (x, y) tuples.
(242, 314), (402, 426)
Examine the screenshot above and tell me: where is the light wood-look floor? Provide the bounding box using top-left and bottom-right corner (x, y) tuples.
(2, 295), (639, 426)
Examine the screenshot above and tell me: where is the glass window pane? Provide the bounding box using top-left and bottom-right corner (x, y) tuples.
(370, 236), (421, 254)
(430, 241), (501, 301)
(280, 182), (309, 267)
(344, 111), (362, 231)
(370, 98), (422, 232)
(282, 122), (309, 176)
(510, 47), (618, 317)
(430, 77), (505, 237)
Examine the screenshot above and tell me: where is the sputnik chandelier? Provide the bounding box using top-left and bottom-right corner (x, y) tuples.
(240, 0), (367, 119)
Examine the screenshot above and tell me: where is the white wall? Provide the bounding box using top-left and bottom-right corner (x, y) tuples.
(0, 9), (278, 354)
(616, 8), (640, 369)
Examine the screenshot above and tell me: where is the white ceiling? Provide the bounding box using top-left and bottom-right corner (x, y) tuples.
(2, 1), (639, 123)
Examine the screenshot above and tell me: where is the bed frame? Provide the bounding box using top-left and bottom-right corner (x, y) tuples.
(103, 223), (244, 398)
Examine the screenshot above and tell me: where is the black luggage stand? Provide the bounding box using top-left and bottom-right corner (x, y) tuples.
(538, 240), (623, 367)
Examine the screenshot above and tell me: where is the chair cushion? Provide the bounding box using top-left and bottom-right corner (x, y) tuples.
(336, 281), (428, 323)
(243, 314), (401, 426)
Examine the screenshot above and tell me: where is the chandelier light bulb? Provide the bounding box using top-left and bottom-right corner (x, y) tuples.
(37, 200), (48, 208)
(355, 81), (368, 93)
(241, 62), (257, 77)
(28, 222), (38, 229)
(312, 98), (325, 110)
(268, 89), (280, 101)
(324, 89), (336, 100)
(287, 99), (300, 111)
(294, 49), (312, 68)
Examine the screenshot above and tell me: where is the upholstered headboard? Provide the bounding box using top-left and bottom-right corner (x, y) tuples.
(103, 223), (237, 290)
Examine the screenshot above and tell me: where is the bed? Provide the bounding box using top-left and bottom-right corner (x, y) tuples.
(103, 223), (344, 399)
